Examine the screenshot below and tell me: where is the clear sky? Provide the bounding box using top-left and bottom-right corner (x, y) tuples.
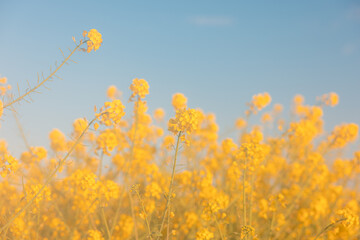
(1, 0), (360, 156)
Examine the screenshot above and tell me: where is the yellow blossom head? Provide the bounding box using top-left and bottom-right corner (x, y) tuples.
(261, 112), (272, 123)
(73, 118), (88, 136)
(96, 99), (125, 126)
(320, 92), (339, 107)
(337, 208), (359, 229)
(328, 123), (358, 148)
(49, 128), (67, 152)
(129, 78), (149, 101)
(196, 228), (214, 240)
(153, 108), (165, 122)
(273, 103), (283, 113)
(253, 92), (271, 109)
(86, 229), (104, 240)
(293, 94), (304, 105)
(84, 29), (103, 53)
(240, 225), (255, 239)
(172, 93), (187, 110)
(168, 108), (200, 135)
(0, 154), (19, 177)
(236, 117), (247, 129)
(248, 92), (271, 115)
(107, 85), (119, 100)
(0, 77), (7, 84)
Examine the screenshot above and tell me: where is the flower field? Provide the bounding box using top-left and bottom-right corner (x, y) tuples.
(0, 30), (359, 240)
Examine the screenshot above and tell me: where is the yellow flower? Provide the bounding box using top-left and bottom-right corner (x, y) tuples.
(168, 108), (200, 135)
(96, 129), (118, 155)
(288, 120), (318, 145)
(251, 92), (271, 111)
(273, 103), (283, 113)
(113, 214), (134, 239)
(261, 112), (272, 123)
(129, 78), (149, 101)
(337, 208), (359, 228)
(328, 123), (358, 148)
(107, 85), (118, 100)
(0, 77), (7, 84)
(196, 228), (214, 240)
(240, 225), (255, 239)
(49, 128), (67, 152)
(163, 135), (175, 149)
(25, 184), (51, 206)
(86, 230), (104, 240)
(293, 94), (304, 105)
(329, 92), (339, 106)
(96, 99), (125, 126)
(172, 93), (187, 110)
(236, 117), (247, 129)
(153, 108), (165, 122)
(73, 118), (88, 136)
(85, 29), (103, 53)
(320, 92), (339, 107)
(0, 154), (19, 177)
(222, 138), (237, 154)
(145, 182), (162, 199)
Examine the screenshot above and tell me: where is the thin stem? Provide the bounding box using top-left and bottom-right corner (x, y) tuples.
(249, 174), (255, 226)
(266, 210), (276, 240)
(2, 42), (83, 111)
(167, 204), (171, 240)
(12, 107), (32, 151)
(101, 206), (111, 240)
(243, 159), (247, 227)
(35, 204), (41, 240)
(129, 193), (139, 240)
(98, 151), (104, 178)
(314, 218), (346, 240)
(157, 132), (181, 239)
(134, 190), (153, 240)
(109, 190), (127, 236)
(214, 215), (225, 240)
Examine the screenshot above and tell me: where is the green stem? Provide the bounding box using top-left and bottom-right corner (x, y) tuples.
(98, 151), (104, 178)
(135, 190), (153, 240)
(243, 159), (247, 226)
(157, 132), (181, 239)
(129, 193), (139, 240)
(266, 209), (276, 240)
(249, 174), (255, 227)
(314, 218), (346, 240)
(2, 42), (83, 111)
(214, 215), (225, 240)
(101, 206), (111, 240)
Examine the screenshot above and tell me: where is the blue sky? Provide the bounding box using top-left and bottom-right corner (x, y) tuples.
(1, 1), (360, 156)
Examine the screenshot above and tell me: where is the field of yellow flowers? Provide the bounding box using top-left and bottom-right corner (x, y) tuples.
(0, 29), (359, 240)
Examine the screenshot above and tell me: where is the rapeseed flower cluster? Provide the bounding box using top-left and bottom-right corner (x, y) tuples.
(172, 93), (187, 110)
(84, 29), (103, 53)
(168, 108), (201, 135)
(247, 92), (272, 115)
(96, 99), (125, 126)
(129, 78), (149, 101)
